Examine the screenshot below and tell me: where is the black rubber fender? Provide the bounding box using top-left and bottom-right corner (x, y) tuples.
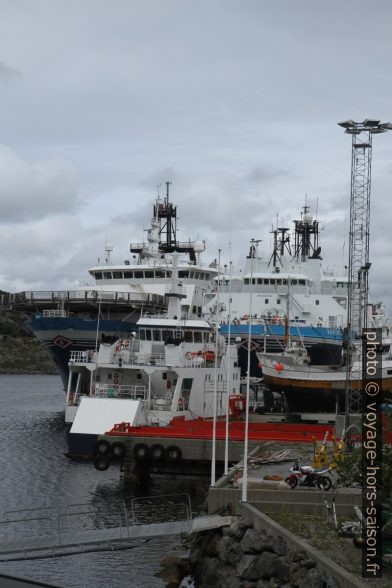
(165, 445), (182, 463)
(95, 440), (112, 456)
(111, 442), (126, 459)
(149, 443), (165, 461)
(133, 443), (149, 461)
(94, 454), (111, 471)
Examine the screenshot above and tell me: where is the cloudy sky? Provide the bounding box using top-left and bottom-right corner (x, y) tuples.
(1, 0), (392, 309)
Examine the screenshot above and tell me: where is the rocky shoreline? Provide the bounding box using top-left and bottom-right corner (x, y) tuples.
(158, 516), (338, 588)
(0, 309), (58, 375)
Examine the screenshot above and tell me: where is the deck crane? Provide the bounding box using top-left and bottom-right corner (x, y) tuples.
(337, 119), (392, 435)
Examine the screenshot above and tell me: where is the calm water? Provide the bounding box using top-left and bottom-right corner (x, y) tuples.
(0, 375), (208, 588)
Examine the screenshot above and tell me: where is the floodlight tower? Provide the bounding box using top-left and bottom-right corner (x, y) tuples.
(338, 119), (392, 430)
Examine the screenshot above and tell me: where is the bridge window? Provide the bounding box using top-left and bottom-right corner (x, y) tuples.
(276, 279), (282, 285)
(179, 271), (189, 278)
(124, 271), (134, 278)
(244, 279), (249, 285)
(103, 272), (112, 279)
(184, 331), (193, 342)
(257, 278), (263, 284)
(153, 330), (161, 341)
(265, 298), (269, 304)
(95, 272), (103, 280)
(315, 300), (319, 305)
(145, 271), (154, 278)
(134, 271), (144, 279)
(166, 270), (172, 278)
(139, 330), (145, 340)
(145, 329), (151, 341)
(113, 271), (123, 279)
(155, 270), (165, 278)
(277, 299), (281, 304)
(194, 332), (202, 343)
(291, 279), (297, 285)
(299, 279), (305, 286)
(270, 279), (275, 285)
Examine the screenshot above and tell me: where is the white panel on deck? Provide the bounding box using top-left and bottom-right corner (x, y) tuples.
(70, 398), (145, 435)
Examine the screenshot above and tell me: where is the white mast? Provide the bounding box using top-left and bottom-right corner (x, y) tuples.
(224, 254), (233, 475)
(210, 249), (221, 487)
(242, 239), (255, 503)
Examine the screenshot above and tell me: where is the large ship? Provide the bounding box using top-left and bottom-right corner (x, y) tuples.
(2, 184), (217, 387)
(206, 207), (349, 365)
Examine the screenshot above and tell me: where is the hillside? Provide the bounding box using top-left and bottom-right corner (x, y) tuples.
(0, 308), (59, 374)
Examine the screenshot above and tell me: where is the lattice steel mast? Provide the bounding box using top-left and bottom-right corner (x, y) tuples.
(338, 119), (392, 428)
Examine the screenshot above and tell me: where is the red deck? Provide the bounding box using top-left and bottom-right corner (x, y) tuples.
(106, 418), (337, 443)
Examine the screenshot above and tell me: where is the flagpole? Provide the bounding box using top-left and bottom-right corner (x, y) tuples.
(211, 249), (221, 487)
(242, 238), (255, 502)
(224, 253), (233, 475)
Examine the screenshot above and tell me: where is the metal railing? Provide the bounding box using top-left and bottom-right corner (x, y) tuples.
(0, 290), (165, 308)
(69, 350), (96, 363)
(94, 384), (146, 400)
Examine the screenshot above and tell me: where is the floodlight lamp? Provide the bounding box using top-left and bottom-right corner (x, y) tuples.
(338, 120), (356, 129)
(370, 128), (387, 134)
(380, 122), (392, 130)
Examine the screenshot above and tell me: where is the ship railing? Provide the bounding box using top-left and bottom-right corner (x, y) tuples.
(0, 290), (166, 308)
(42, 309), (68, 318)
(94, 385), (147, 400)
(164, 285), (187, 297)
(125, 352), (167, 366)
(69, 350), (96, 364)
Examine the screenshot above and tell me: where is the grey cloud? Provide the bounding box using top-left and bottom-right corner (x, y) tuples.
(0, 61), (21, 82)
(0, 146), (79, 222)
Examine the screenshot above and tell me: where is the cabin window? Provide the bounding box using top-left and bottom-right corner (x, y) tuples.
(282, 279), (287, 285)
(315, 300), (319, 305)
(153, 330), (161, 341)
(145, 329), (151, 341)
(291, 279), (297, 285)
(103, 272), (112, 279)
(155, 270), (165, 278)
(263, 279), (269, 284)
(276, 279), (282, 285)
(388, 370), (392, 375)
(184, 331), (193, 342)
(136, 373), (142, 380)
(139, 330), (145, 340)
(194, 332), (202, 343)
(113, 271), (123, 279)
(299, 279), (305, 285)
(124, 271), (133, 278)
(145, 271), (154, 278)
(166, 270), (172, 278)
(252, 278), (256, 285)
(244, 278), (249, 285)
(265, 298), (269, 304)
(179, 271), (189, 278)
(257, 278), (263, 284)
(277, 299), (281, 304)
(95, 272), (103, 279)
(134, 271), (144, 279)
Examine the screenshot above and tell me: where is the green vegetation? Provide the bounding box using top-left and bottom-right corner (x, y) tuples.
(0, 309), (58, 374)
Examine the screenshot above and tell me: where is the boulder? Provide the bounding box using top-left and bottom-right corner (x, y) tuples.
(270, 536), (287, 556)
(237, 555), (262, 581)
(194, 556), (222, 586)
(227, 538), (243, 565)
(256, 551), (279, 579)
(275, 556), (290, 583)
(240, 529), (271, 554)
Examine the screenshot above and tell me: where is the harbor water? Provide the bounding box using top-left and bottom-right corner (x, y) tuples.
(0, 374), (208, 588)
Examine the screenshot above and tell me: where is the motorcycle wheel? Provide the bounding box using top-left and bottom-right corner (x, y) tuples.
(285, 476), (298, 489)
(317, 476), (332, 491)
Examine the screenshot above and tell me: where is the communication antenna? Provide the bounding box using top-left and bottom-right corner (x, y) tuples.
(338, 118), (392, 429)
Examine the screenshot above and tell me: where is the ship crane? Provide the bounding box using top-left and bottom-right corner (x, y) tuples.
(337, 119), (392, 434)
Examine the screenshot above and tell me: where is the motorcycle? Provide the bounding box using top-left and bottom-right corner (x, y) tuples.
(285, 459), (332, 491)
